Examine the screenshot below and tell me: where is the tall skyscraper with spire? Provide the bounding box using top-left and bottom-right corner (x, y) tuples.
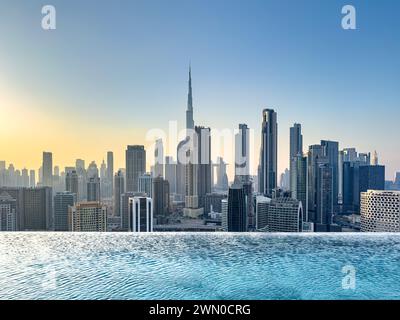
(177, 66), (195, 198)
(186, 66), (194, 130)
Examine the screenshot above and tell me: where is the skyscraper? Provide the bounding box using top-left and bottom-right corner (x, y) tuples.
(343, 163), (385, 214)
(29, 170), (36, 188)
(126, 145), (146, 192)
(290, 124), (303, 160)
(289, 123), (303, 196)
(120, 192), (135, 231)
(54, 192), (74, 231)
(114, 170), (125, 217)
(184, 126), (211, 217)
(87, 176), (101, 202)
(186, 65), (194, 131)
(66, 170), (79, 200)
(235, 123), (250, 182)
(259, 108), (277, 196)
(0, 191), (17, 231)
(42, 152), (53, 187)
(290, 155), (308, 220)
(129, 196), (153, 232)
(153, 139), (164, 178)
(227, 182), (247, 232)
(69, 202), (107, 232)
(316, 163), (333, 229)
(107, 151), (114, 196)
(152, 176), (170, 223)
(22, 187), (53, 231)
(164, 156), (177, 195)
(214, 157), (228, 191)
(138, 173), (153, 198)
(307, 144), (326, 223)
(321, 140), (339, 206)
(176, 67), (196, 199)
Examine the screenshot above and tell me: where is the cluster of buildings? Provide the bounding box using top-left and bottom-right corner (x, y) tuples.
(1, 67), (400, 233)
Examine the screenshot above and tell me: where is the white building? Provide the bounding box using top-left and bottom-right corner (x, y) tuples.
(361, 190), (400, 232)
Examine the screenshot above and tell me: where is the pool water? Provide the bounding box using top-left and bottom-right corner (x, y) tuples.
(0, 232), (399, 300)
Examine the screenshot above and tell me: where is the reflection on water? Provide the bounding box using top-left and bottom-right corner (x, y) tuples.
(0, 232), (400, 300)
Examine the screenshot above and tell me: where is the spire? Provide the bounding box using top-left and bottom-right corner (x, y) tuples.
(186, 64), (194, 130)
(188, 64), (193, 111)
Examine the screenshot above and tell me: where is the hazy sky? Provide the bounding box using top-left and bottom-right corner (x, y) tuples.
(0, 0), (399, 180)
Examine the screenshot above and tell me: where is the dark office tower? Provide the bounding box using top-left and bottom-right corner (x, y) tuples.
(165, 156), (177, 194)
(114, 170), (125, 217)
(227, 183), (247, 232)
(321, 140), (339, 206)
(316, 164), (333, 229)
(152, 176), (170, 223)
(289, 123), (303, 193)
(235, 124), (250, 182)
(307, 145), (325, 223)
(126, 145), (146, 192)
(65, 170), (79, 200)
(22, 187), (53, 231)
(359, 165), (385, 193)
(186, 65), (194, 130)
(242, 180), (254, 229)
(42, 152), (53, 187)
(107, 151), (114, 195)
(259, 108), (277, 196)
(290, 155), (308, 220)
(343, 163), (385, 214)
(121, 192), (135, 231)
(54, 192), (74, 231)
(87, 176), (101, 202)
(29, 170), (35, 188)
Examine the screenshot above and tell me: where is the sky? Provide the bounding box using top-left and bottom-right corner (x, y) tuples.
(0, 0), (399, 181)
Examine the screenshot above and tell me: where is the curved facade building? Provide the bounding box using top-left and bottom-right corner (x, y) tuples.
(361, 190), (400, 232)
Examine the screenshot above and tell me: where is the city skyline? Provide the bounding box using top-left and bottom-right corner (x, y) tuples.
(1, 0), (399, 180)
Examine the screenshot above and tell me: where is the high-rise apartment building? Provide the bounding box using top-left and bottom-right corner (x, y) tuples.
(69, 202), (107, 232)
(0, 191), (17, 231)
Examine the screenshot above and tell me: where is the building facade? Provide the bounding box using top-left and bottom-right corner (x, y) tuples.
(361, 190), (400, 232)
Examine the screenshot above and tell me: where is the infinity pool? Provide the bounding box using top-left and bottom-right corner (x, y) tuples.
(0, 232), (399, 300)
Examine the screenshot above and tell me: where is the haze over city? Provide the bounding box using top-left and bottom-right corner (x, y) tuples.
(1, 0), (399, 180)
